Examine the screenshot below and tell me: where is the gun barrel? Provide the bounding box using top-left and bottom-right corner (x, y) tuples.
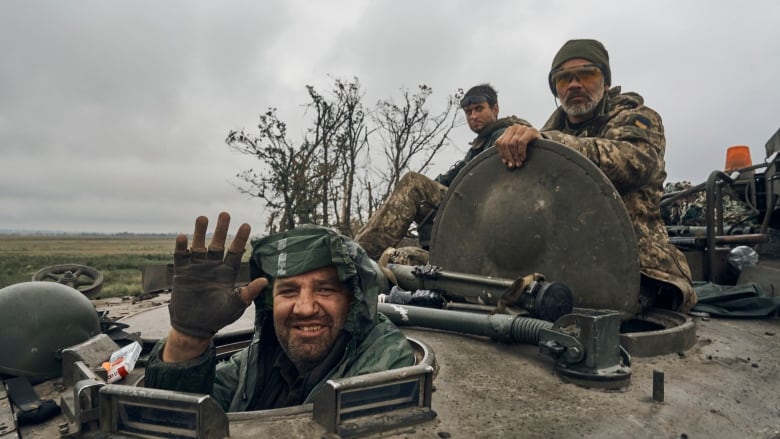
(386, 264), (573, 322)
(387, 264), (511, 304)
(378, 302), (552, 344)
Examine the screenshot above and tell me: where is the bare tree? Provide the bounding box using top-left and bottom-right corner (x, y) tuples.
(226, 109), (320, 232)
(226, 78), (369, 233)
(371, 85), (462, 202)
(303, 77), (370, 235)
(305, 84), (346, 227)
(330, 79), (370, 235)
(226, 78), (461, 234)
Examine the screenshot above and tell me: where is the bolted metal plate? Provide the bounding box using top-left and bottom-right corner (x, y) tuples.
(429, 140), (641, 313)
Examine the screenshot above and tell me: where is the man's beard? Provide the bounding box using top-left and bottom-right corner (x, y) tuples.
(560, 86), (605, 118)
(277, 313), (342, 373)
(283, 342), (328, 373)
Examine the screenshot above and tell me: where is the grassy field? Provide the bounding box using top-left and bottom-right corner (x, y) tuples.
(0, 234), (176, 298)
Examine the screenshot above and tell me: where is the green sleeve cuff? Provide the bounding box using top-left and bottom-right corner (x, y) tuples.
(144, 338), (217, 395)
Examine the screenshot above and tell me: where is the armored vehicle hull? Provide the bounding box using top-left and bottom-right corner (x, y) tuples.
(5, 135), (780, 438)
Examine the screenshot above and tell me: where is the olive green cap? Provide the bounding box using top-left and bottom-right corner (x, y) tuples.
(548, 39), (611, 95)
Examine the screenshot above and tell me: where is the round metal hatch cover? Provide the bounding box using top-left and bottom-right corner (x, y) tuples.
(428, 140), (641, 313)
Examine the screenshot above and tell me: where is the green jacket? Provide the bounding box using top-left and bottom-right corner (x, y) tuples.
(540, 87), (695, 312)
(145, 227), (415, 411)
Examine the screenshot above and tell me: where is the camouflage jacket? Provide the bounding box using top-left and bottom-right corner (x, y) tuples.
(145, 233), (415, 411)
(435, 116), (528, 187)
(541, 87), (696, 311)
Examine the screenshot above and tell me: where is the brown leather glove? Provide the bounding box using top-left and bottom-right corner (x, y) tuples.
(168, 246), (248, 339)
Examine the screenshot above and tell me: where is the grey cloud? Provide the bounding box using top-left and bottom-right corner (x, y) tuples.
(1, 0), (779, 233)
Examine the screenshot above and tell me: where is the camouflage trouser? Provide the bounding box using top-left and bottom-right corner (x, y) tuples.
(637, 222), (698, 312)
(355, 172), (445, 259)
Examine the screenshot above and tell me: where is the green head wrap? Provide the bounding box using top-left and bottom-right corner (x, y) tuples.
(548, 39), (611, 95)
(249, 225), (379, 337)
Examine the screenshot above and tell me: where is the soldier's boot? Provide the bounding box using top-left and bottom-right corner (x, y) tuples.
(379, 246), (430, 266)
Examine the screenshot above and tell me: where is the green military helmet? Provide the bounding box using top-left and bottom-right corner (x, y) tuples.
(0, 281), (101, 382)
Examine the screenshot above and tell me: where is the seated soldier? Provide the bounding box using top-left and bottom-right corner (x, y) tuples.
(354, 84), (528, 263)
(145, 212), (415, 411)
(495, 39), (696, 312)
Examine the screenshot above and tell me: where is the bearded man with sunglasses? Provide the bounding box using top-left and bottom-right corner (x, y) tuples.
(494, 39), (696, 313)
(354, 84), (529, 263)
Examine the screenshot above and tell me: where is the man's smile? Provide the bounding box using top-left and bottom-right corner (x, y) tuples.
(288, 319), (332, 338)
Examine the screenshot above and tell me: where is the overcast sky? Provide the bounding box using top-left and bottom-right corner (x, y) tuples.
(1, 0), (778, 235)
